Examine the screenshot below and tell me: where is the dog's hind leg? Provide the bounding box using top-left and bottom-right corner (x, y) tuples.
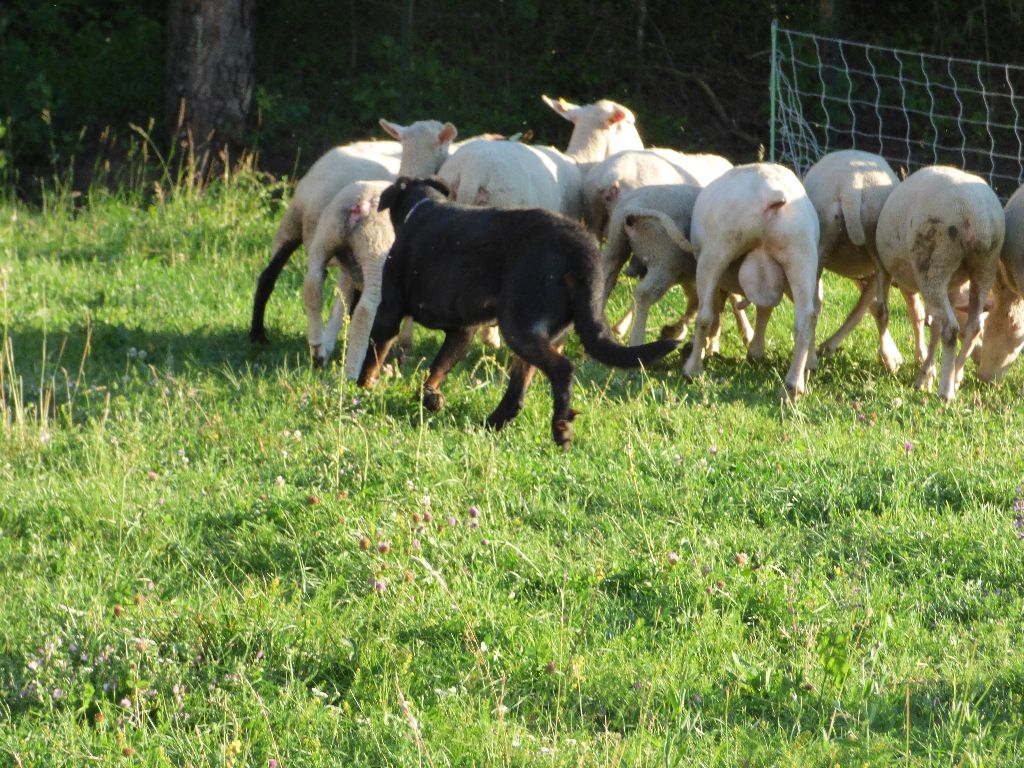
(486, 356), (537, 430)
(504, 330), (576, 447)
(422, 327), (476, 411)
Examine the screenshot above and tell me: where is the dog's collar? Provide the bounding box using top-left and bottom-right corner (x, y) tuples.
(403, 197), (431, 224)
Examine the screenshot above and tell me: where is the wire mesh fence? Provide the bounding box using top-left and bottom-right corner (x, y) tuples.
(770, 22), (1024, 199)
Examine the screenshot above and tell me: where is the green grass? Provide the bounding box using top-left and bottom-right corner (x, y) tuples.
(1, 172), (1023, 767)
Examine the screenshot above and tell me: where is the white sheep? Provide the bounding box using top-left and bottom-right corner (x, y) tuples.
(302, 180), (395, 379)
(583, 148), (732, 237)
(250, 119), (457, 345)
(976, 183), (1024, 383)
(682, 163), (821, 397)
(875, 165), (1004, 399)
(599, 184), (754, 350)
(436, 96), (644, 220)
(802, 150), (927, 370)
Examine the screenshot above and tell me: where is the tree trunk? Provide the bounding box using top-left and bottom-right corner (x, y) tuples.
(166, 0), (254, 147)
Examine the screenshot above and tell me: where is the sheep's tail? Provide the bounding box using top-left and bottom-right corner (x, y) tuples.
(840, 184), (867, 247)
(570, 256), (679, 369)
(250, 210), (302, 343)
(764, 187), (788, 212)
(624, 208), (696, 253)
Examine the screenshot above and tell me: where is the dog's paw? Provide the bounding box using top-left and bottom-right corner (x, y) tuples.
(551, 409), (579, 448)
(422, 386), (446, 412)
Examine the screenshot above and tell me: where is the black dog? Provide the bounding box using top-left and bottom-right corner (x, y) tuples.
(357, 177), (678, 447)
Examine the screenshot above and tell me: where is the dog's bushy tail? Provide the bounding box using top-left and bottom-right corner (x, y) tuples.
(569, 257), (679, 369)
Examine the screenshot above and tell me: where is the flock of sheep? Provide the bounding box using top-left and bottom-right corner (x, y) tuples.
(249, 95), (1024, 405)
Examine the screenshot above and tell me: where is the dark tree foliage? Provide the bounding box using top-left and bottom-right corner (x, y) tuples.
(2, 0), (1024, 192)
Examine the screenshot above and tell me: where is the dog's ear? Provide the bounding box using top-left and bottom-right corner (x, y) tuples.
(426, 177), (453, 199)
(378, 177), (411, 212)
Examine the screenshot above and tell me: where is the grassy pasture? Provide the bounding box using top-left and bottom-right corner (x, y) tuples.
(1, 172), (1022, 767)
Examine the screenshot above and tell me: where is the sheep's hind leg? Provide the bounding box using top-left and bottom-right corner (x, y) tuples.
(324, 269), (358, 367)
(395, 317), (414, 361)
(660, 282), (699, 342)
(422, 327), (476, 412)
(343, 271), (380, 381)
(820, 278), (875, 357)
(871, 269), (902, 373)
(629, 264), (676, 346)
(902, 288), (928, 365)
(779, 258), (819, 398)
(303, 256), (330, 367)
(746, 304), (774, 361)
(683, 246), (733, 380)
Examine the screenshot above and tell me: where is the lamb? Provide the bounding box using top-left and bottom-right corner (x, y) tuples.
(976, 183), (1024, 383)
(298, 180), (395, 379)
(436, 96), (644, 220)
(681, 163), (821, 397)
(250, 118), (457, 344)
(599, 184), (754, 350)
(874, 165), (1004, 399)
(582, 148), (733, 237)
(801, 150), (927, 370)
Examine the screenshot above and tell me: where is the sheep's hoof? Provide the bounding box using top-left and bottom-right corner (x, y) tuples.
(880, 349), (903, 373)
(311, 353), (325, 369)
(818, 341), (840, 358)
(422, 386), (445, 412)
(479, 326), (502, 349)
(746, 349), (766, 363)
(782, 381), (804, 402)
(660, 324), (686, 342)
(681, 360), (702, 381)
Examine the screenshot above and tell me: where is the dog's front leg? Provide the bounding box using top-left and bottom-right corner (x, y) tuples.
(422, 327), (475, 411)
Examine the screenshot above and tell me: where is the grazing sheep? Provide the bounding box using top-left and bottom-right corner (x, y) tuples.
(875, 165), (1004, 399)
(436, 96), (643, 220)
(977, 184), (1024, 383)
(250, 119), (457, 344)
(583, 148), (733, 237)
(301, 180), (394, 379)
(802, 150), (927, 370)
(359, 178), (678, 447)
(599, 184), (754, 349)
(681, 163), (821, 397)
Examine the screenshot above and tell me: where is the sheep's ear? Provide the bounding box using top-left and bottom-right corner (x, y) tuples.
(426, 177), (452, 198)
(437, 122), (457, 145)
(542, 95), (581, 122)
(379, 119), (405, 140)
(607, 108), (628, 126)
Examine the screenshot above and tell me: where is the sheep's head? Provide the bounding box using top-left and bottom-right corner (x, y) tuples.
(541, 95), (643, 162)
(380, 119), (458, 177)
(977, 276), (1024, 383)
